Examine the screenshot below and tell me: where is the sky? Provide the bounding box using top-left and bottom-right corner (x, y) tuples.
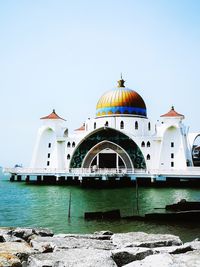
(1, 0), (200, 167)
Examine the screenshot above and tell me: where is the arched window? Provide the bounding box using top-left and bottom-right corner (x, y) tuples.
(147, 154), (150, 160)
(148, 122), (151, 131)
(94, 122), (96, 129)
(141, 141), (145, 147)
(147, 141), (150, 147)
(67, 142), (71, 147)
(120, 121), (124, 129)
(72, 142), (75, 147)
(105, 121), (108, 127)
(135, 121), (138, 130)
(67, 154), (70, 160)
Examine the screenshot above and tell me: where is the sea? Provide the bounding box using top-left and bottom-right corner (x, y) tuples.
(0, 172), (200, 242)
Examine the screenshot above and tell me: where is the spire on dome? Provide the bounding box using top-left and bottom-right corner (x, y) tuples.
(117, 74), (125, 88)
(40, 109), (66, 121)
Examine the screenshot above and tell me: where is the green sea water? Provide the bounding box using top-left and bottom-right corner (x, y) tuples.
(0, 174), (200, 242)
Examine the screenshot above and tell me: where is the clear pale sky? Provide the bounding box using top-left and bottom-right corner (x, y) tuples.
(1, 0), (200, 167)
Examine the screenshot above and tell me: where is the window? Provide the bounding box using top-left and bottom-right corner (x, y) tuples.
(171, 162), (174, 167)
(135, 121), (138, 130)
(47, 161), (50, 166)
(141, 141), (145, 147)
(67, 142), (71, 147)
(147, 141), (151, 147)
(148, 122), (151, 131)
(171, 153), (174, 159)
(171, 142), (174, 148)
(147, 154), (150, 160)
(47, 153), (50, 158)
(67, 154), (70, 160)
(105, 121), (109, 127)
(94, 122), (96, 129)
(120, 121), (124, 129)
(72, 142), (75, 147)
(48, 143), (51, 148)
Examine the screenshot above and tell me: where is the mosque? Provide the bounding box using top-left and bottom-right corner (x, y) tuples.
(7, 77), (200, 184)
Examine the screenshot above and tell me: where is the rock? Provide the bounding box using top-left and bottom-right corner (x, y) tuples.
(7, 228), (54, 243)
(0, 242), (35, 255)
(0, 252), (22, 267)
(123, 253), (173, 267)
(94, 230), (114, 236)
(184, 240), (200, 250)
(32, 228), (54, 237)
(111, 247), (154, 266)
(153, 244), (193, 254)
(111, 232), (182, 248)
(30, 236), (115, 252)
(8, 228), (34, 242)
(124, 250), (200, 267)
(172, 250), (200, 266)
(27, 249), (117, 267)
(54, 233), (112, 240)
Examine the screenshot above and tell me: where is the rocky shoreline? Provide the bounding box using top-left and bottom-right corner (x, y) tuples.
(0, 227), (199, 266)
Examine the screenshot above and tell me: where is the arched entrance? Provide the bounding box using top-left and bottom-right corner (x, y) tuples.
(82, 141), (133, 170)
(70, 128), (146, 171)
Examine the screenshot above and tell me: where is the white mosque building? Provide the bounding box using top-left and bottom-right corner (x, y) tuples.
(27, 77), (200, 179)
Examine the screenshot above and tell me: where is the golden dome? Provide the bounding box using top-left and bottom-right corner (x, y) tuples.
(96, 79), (147, 117)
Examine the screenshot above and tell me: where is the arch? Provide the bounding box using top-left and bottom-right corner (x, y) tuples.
(135, 121), (138, 130)
(105, 121), (109, 127)
(94, 122), (96, 129)
(120, 121), (124, 129)
(82, 141), (133, 169)
(70, 127), (146, 170)
(147, 141), (151, 147)
(67, 142), (71, 147)
(148, 122), (151, 131)
(67, 154), (70, 160)
(72, 142), (75, 147)
(147, 154), (150, 160)
(141, 141), (145, 147)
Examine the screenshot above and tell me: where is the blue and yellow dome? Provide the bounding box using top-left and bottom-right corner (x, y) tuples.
(96, 79), (147, 117)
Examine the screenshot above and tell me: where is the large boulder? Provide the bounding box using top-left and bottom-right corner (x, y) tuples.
(123, 250), (200, 267)
(0, 252), (22, 267)
(27, 248), (117, 267)
(30, 236), (115, 253)
(8, 227), (54, 242)
(111, 232), (182, 248)
(123, 253), (173, 267)
(111, 247), (154, 266)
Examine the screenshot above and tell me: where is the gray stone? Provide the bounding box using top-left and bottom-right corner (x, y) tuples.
(184, 240), (200, 250)
(111, 247), (154, 267)
(30, 236), (115, 252)
(124, 250), (200, 267)
(9, 228), (34, 242)
(0, 242), (35, 255)
(0, 252), (22, 267)
(94, 230), (114, 236)
(123, 253), (173, 267)
(54, 233), (112, 240)
(27, 249), (117, 267)
(153, 244), (193, 254)
(111, 232), (182, 248)
(33, 228), (54, 237)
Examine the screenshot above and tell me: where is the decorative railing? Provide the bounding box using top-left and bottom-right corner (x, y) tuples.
(3, 167), (200, 176)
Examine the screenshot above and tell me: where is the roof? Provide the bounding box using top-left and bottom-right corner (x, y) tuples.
(75, 124), (85, 131)
(160, 106), (184, 118)
(40, 109), (66, 121)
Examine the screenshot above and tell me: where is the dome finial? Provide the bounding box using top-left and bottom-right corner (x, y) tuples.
(117, 74), (125, 88)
